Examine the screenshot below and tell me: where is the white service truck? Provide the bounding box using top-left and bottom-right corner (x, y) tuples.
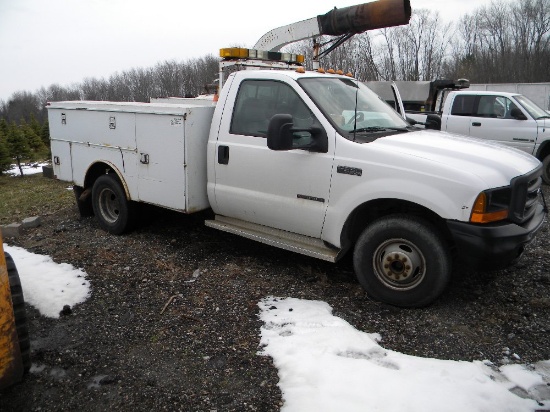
(46, 0), (546, 307)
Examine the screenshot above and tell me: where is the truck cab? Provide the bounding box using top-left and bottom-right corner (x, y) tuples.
(206, 68), (545, 306)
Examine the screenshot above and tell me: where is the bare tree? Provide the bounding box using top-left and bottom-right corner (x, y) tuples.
(509, 0), (550, 81)
(446, 0), (550, 82)
(155, 60), (185, 97)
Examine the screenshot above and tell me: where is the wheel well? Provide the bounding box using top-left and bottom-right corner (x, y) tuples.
(84, 162), (124, 193)
(340, 198), (453, 251)
(536, 141), (550, 161)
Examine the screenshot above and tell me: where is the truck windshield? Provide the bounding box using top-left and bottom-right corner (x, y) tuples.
(515, 95), (550, 119)
(298, 77), (409, 138)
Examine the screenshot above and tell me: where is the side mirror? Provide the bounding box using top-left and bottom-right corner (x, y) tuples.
(511, 107), (527, 120)
(267, 114), (328, 153)
(267, 114), (294, 150)
(425, 114), (442, 130)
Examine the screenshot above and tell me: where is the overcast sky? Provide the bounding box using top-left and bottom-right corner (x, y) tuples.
(0, 0), (491, 102)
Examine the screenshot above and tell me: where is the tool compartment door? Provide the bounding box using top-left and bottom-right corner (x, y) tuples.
(135, 112), (186, 211)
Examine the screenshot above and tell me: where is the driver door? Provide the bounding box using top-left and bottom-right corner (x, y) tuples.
(212, 79), (334, 238)
(468, 95), (538, 153)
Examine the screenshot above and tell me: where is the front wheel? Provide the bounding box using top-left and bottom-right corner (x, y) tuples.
(353, 215), (451, 307)
(92, 174), (135, 235)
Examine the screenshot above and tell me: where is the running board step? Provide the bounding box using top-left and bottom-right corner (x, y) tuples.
(205, 215), (340, 262)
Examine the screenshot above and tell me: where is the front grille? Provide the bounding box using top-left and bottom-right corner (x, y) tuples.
(509, 163), (543, 224)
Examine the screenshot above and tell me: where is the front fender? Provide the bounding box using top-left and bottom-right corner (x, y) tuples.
(321, 174), (479, 248)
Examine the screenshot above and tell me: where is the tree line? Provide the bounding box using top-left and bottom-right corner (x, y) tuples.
(0, 0), (548, 174)
(291, 0), (550, 83)
(0, 55), (218, 175)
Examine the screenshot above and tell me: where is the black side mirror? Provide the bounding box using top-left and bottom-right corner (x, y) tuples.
(267, 114), (294, 150)
(267, 114), (328, 153)
(511, 107), (527, 120)
(425, 114), (442, 130)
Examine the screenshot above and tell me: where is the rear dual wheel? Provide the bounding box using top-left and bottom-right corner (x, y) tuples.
(353, 215), (451, 308)
(92, 174), (136, 235)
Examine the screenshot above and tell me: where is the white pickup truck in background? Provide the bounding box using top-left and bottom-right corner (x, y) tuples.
(435, 91), (550, 184)
(46, 0), (547, 308)
(368, 81), (550, 184)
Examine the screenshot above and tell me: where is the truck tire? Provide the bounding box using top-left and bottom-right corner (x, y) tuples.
(5, 252), (31, 373)
(542, 155), (550, 185)
(92, 174), (135, 235)
(353, 215), (451, 308)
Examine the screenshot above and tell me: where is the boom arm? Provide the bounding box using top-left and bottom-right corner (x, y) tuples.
(253, 0), (411, 52)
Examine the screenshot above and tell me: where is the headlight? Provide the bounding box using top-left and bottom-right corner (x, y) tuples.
(470, 186), (511, 224)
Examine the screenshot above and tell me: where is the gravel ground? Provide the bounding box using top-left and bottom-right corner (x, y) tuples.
(1, 187), (550, 411)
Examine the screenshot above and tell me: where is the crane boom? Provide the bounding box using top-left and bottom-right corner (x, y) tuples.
(253, 0), (411, 52)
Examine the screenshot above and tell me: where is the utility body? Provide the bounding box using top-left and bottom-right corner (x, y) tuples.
(46, 0), (546, 307)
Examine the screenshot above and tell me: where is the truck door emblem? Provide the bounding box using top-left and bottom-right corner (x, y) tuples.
(297, 194), (325, 203)
(337, 166), (362, 176)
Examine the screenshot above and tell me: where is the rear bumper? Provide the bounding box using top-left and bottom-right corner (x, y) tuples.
(446, 203), (546, 268)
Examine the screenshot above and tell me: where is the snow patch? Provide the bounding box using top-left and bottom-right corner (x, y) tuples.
(258, 297), (549, 412)
(4, 244), (90, 318)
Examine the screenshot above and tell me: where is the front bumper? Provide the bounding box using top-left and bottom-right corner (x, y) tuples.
(446, 203), (546, 269)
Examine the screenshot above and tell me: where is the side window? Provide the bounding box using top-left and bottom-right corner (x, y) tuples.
(475, 95), (518, 118)
(500, 97), (520, 119)
(450, 95), (476, 116)
(230, 80), (315, 146)
(476, 95), (500, 118)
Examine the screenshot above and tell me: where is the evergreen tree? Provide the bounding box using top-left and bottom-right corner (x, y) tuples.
(0, 128), (11, 173)
(29, 113), (42, 136)
(7, 121), (30, 176)
(40, 120), (50, 148)
(0, 118), (8, 137)
(20, 119), (47, 160)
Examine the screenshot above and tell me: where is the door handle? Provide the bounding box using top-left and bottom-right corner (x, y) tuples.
(472, 122), (481, 127)
(218, 145), (229, 164)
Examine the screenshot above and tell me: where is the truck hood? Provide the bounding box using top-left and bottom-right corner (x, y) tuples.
(373, 129), (540, 187)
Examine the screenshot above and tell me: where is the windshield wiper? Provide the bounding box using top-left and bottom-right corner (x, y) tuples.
(349, 126), (408, 134)
(537, 115), (550, 119)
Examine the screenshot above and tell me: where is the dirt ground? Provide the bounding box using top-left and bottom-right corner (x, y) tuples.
(1, 188), (550, 411)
